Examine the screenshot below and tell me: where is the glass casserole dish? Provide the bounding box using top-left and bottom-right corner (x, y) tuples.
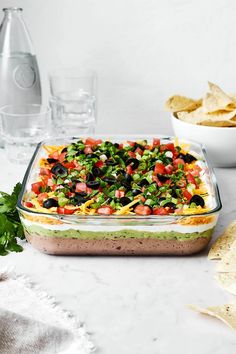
(17, 135), (222, 256)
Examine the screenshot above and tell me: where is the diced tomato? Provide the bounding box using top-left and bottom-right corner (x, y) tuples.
(154, 163), (165, 175)
(152, 175), (163, 187)
(119, 143), (123, 149)
(25, 201), (34, 208)
(165, 164), (173, 174)
(50, 184), (58, 191)
(40, 175), (51, 186)
(49, 151), (59, 160)
(85, 138), (102, 147)
(31, 182), (44, 195)
(63, 161), (75, 169)
(127, 140), (135, 147)
(84, 146), (93, 154)
(153, 138), (160, 147)
(40, 168), (51, 176)
(187, 173), (198, 187)
(182, 189), (192, 201)
(189, 165), (202, 177)
(135, 147), (143, 156)
(126, 165), (133, 174)
(97, 205), (114, 215)
(57, 207), (75, 215)
(160, 143), (175, 153)
(75, 182), (92, 194)
(75, 182), (87, 193)
(47, 178), (54, 187)
(58, 152), (67, 163)
(38, 193), (48, 203)
(67, 191), (75, 198)
(134, 205), (152, 216)
(174, 158), (185, 169)
(94, 160), (104, 168)
(128, 151), (136, 158)
(153, 207), (169, 215)
(140, 195), (146, 203)
(115, 190), (125, 198)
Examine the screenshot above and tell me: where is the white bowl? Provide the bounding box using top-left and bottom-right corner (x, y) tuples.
(171, 114), (236, 167)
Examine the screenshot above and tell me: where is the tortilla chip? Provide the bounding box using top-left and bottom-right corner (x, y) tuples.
(202, 82), (236, 113)
(200, 120), (236, 127)
(208, 221), (236, 260)
(216, 273), (236, 296)
(189, 302), (236, 332)
(177, 107), (236, 125)
(165, 95), (202, 113)
(216, 241), (236, 272)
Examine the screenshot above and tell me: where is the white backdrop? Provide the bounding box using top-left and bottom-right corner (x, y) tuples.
(1, 0), (236, 134)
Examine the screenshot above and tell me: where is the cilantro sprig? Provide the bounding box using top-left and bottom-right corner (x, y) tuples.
(0, 183), (25, 256)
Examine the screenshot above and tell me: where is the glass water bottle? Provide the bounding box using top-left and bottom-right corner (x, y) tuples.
(0, 7), (42, 146)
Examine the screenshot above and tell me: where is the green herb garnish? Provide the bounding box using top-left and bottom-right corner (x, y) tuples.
(0, 183), (24, 256)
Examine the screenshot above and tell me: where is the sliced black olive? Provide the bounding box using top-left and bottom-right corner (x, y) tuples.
(86, 173), (95, 182)
(114, 143), (119, 148)
(123, 172), (132, 183)
(61, 147), (68, 153)
(121, 180), (131, 189)
(125, 158), (139, 169)
(103, 176), (116, 185)
(133, 142), (145, 151)
(120, 197), (131, 206)
(138, 179), (149, 187)
(73, 195), (88, 205)
(190, 195), (205, 207)
(171, 188), (178, 198)
(75, 150), (83, 156)
(132, 189), (141, 196)
(177, 153), (186, 160)
(105, 159), (117, 166)
(51, 163), (68, 177)
(178, 153), (197, 163)
(86, 180), (100, 189)
(47, 158), (58, 164)
(92, 166), (103, 177)
(86, 153), (98, 159)
(157, 174), (169, 182)
(185, 153), (197, 163)
(75, 191), (87, 197)
(159, 197), (166, 202)
(117, 169), (126, 176)
(43, 198), (58, 209)
(164, 202), (176, 210)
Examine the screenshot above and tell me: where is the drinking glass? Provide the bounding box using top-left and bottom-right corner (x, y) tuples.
(0, 104), (51, 164)
(49, 68), (97, 136)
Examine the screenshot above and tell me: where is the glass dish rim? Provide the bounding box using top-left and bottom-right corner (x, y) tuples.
(17, 134), (222, 220)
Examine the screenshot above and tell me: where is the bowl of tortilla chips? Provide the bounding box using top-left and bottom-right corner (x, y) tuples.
(166, 82), (236, 167)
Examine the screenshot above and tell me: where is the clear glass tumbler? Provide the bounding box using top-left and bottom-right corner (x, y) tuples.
(0, 104), (51, 164)
(49, 68), (97, 137)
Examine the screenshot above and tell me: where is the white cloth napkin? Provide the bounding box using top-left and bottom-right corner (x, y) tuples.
(0, 268), (94, 354)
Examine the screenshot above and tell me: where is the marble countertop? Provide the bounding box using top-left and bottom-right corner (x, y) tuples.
(0, 149), (236, 354)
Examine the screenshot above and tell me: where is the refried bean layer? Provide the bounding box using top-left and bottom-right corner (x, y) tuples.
(26, 234), (210, 256)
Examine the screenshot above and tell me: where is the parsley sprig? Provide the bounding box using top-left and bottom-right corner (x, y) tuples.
(0, 183), (25, 256)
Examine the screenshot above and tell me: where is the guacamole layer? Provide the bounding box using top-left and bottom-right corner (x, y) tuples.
(24, 224), (213, 241)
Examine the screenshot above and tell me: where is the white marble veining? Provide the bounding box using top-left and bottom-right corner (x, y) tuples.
(0, 148), (236, 354)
